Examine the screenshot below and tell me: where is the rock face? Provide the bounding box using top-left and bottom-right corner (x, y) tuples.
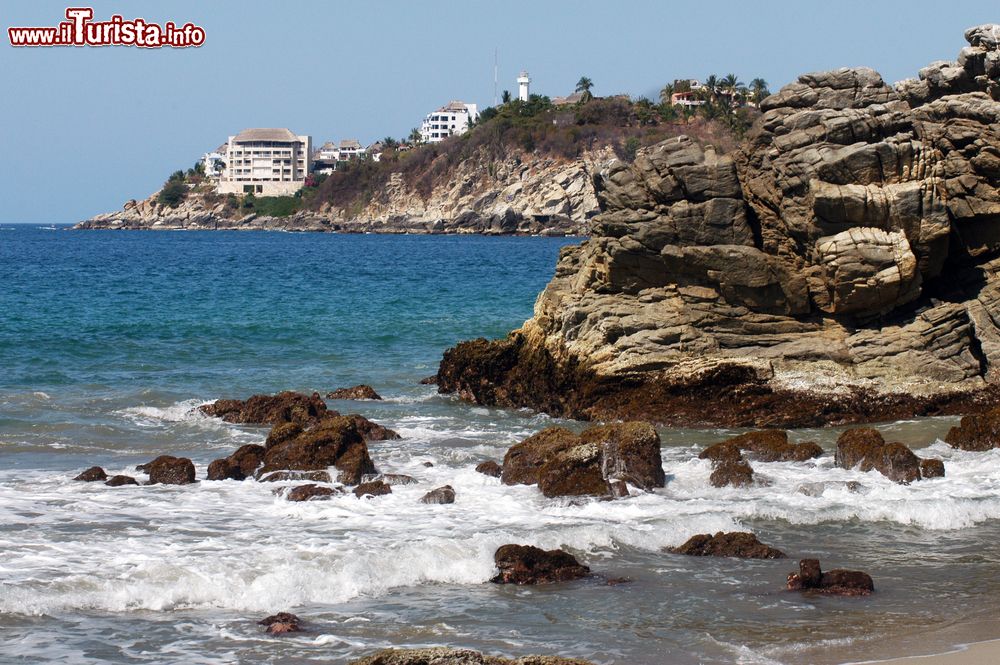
(786, 558), (874, 596)
(200, 392), (329, 426)
(420, 485), (456, 504)
(74, 466), (107, 482)
(501, 422), (664, 497)
(258, 415), (377, 484)
(75, 147), (612, 236)
(349, 648), (597, 665)
(284, 484), (342, 502)
(700, 430), (823, 463)
(835, 428), (931, 484)
(491, 544), (591, 585)
(207, 444), (265, 481)
(143, 456), (196, 485)
(437, 27), (1000, 428)
(945, 407), (1000, 450)
(670, 531), (786, 559)
(709, 459), (755, 488)
(327, 385), (382, 400)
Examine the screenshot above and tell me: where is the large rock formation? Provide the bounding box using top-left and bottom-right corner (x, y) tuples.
(74, 148), (610, 235)
(438, 27), (1000, 427)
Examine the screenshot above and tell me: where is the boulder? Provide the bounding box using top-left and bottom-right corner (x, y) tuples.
(105, 475), (139, 487)
(502, 422), (664, 498)
(709, 459), (755, 488)
(257, 415), (377, 484)
(700, 430), (823, 463)
(363, 473), (417, 486)
(258, 612), (301, 635)
(945, 408), (1000, 451)
(786, 558), (874, 596)
(143, 455), (196, 485)
(835, 428), (924, 483)
(670, 532), (786, 559)
(354, 479), (392, 498)
(285, 484), (342, 502)
(258, 470), (332, 483)
(344, 414), (400, 441)
(206, 444), (265, 481)
(475, 460), (503, 477)
(348, 648), (596, 665)
(326, 385), (382, 400)
(74, 466), (107, 482)
(199, 391), (329, 426)
(920, 458), (946, 478)
(490, 544), (590, 585)
(420, 485), (456, 504)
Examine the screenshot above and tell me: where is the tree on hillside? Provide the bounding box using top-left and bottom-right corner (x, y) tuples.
(501, 89), (512, 104)
(576, 76), (594, 102)
(701, 74), (719, 101)
(382, 136), (399, 149)
(658, 82), (674, 106)
(750, 78), (770, 105)
(158, 178), (188, 208)
(721, 73), (743, 93)
(408, 127), (423, 144)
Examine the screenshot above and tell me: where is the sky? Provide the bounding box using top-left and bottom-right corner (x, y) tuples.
(0, 0), (995, 223)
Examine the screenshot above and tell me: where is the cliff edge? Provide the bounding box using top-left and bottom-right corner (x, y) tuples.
(437, 26), (1000, 427)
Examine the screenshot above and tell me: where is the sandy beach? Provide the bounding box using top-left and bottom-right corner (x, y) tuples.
(843, 621), (1000, 665)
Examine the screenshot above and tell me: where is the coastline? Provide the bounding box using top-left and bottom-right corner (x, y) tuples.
(838, 620), (1000, 665)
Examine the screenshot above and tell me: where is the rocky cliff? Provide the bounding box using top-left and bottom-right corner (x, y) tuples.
(437, 26), (1000, 427)
(74, 148), (611, 235)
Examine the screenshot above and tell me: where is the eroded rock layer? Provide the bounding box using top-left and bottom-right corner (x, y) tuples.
(438, 26), (1000, 427)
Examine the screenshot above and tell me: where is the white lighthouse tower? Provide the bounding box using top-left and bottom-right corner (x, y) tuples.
(517, 70), (531, 102)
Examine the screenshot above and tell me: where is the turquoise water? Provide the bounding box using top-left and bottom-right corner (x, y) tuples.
(4, 227), (1000, 665)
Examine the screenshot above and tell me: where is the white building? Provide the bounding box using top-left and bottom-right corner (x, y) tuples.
(217, 128), (311, 196)
(338, 139), (364, 160)
(420, 101), (478, 143)
(517, 71), (531, 102)
(202, 143), (227, 179)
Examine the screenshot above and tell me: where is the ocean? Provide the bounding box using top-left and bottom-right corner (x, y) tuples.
(2, 226), (1000, 664)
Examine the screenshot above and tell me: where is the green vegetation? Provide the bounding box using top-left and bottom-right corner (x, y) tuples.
(241, 195), (299, 217)
(157, 170), (189, 208)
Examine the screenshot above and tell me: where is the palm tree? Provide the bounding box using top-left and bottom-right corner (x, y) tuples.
(702, 74), (719, 100)
(382, 136), (398, 148)
(576, 76), (594, 102)
(721, 73), (743, 93)
(501, 89), (512, 104)
(659, 82), (675, 106)
(408, 127), (423, 144)
(749, 78), (770, 105)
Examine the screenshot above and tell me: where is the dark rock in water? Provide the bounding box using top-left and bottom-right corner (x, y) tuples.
(420, 485), (456, 504)
(343, 413), (401, 441)
(501, 422), (664, 498)
(608, 480), (630, 498)
(105, 475), (139, 487)
(257, 415), (377, 484)
(422, 461), (434, 467)
(701, 430), (822, 463)
(143, 456), (196, 485)
(418, 375), (438, 385)
(920, 458), (946, 478)
(200, 391), (330, 426)
(835, 428), (923, 483)
(670, 531), (786, 559)
(354, 480), (392, 498)
(258, 612), (302, 635)
(491, 544), (590, 585)
(435, 27), (1000, 429)
(285, 484), (342, 502)
(945, 408), (1000, 451)
(265, 422), (303, 450)
(709, 459), (755, 488)
(74, 466), (107, 482)
(348, 647), (597, 665)
(326, 385), (382, 400)
(207, 444), (265, 481)
(362, 473), (417, 486)
(258, 470), (332, 483)
(786, 558), (874, 596)
(475, 460), (503, 477)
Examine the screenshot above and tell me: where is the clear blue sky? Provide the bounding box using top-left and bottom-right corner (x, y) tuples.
(0, 0), (994, 223)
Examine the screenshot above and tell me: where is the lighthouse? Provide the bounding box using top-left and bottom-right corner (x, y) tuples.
(517, 70), (531, 102)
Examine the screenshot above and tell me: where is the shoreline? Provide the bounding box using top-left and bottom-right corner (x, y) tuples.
(838, 619), (1000, 665)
